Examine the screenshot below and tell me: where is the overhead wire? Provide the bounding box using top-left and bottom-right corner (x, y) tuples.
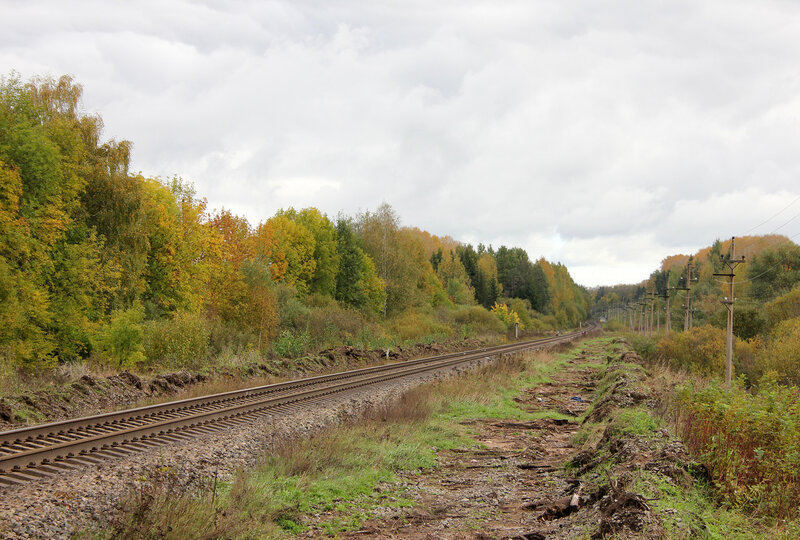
(712, 228), (800, 285)
(700, 193), (800, 287)
(741, 194), (800, 235)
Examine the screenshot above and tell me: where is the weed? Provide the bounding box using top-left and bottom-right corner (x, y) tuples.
(675, 378), (800, 520)
(612, 407), (660, 436)
(103, 348), (563, 537)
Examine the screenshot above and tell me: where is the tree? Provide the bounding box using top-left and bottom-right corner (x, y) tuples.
(279, 207), (340, 297)
(436, 250), (475, 305)
(334, 218), (385, 316)
(748, 242), (800, 301)
(254, 214), (316, 294)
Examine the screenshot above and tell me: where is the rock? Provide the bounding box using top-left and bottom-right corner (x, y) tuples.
(0, 401), (13, 422)
(117, 371), (143, 390)
(593, 491), (654, 538)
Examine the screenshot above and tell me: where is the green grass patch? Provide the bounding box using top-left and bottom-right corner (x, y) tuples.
(102, 348), (566, 539)
(628, 470), (799, 539)
(611, 407), (660, 437)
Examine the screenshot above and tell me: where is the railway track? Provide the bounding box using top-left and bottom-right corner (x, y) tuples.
(0, 328), (592, 487)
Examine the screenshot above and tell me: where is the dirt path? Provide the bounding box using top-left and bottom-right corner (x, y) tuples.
(304, 343), (607, 539)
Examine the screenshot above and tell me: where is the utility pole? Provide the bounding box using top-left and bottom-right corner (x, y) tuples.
(663, 287), (672, 335)
(675, 257), (696, 331)
(638, 300), (645, 334)
(648, 288), (655, 337)
(713, 237), (746, 387)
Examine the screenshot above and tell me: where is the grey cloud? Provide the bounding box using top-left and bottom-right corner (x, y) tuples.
(2, 0), (800, 286)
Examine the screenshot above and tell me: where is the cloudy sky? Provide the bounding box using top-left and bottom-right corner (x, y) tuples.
(2, 0), (800, 286)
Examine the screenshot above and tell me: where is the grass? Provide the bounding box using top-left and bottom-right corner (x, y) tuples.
(100, 348), (566, 539)
(628, 469), (763, 539)
(612, 407), (660, 436)
(674, 378), (800, 520)
(578, 332), (800, 539)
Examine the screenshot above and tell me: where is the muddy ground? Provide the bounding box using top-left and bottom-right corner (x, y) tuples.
(301, 337), (707, 539)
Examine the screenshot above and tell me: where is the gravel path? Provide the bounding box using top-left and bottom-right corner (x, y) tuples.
(0, 355), (497, 539)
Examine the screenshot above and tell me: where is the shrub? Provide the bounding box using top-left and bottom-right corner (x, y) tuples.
(603, 319), (625, 332)
(275, 284), (309, 330)
(763, 286), (800, 331)
(451, 305), (505, 335)
(656, 325), (726, 376)
(628, 333), (659, 361)
(273, 330), (311, 358)
(490, 302), (522, 332)
(675, 379), (800, 519)
(95, 304), (146, 368)
(734, 336), (763, 385)
(506, 297), (534, 330)
(304, 304), (366, 348)
(143, 311), (210, 369)
(756, 318), (800, 385)
(207, 318), (257, 356)
(387, 309), (449, 342)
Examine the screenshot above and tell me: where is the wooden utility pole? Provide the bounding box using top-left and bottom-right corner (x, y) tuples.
(648, 288), (655, 337)
(666, 287), (672, 334)
(638, 300), (645, 334)
(713, 237), (746, 387)
(674, 257), (695, 331)
(659, 286), (673, 335)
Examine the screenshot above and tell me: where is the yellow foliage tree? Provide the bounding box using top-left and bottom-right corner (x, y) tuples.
(491, 302), (522, 331)
(254, 214), (316, 294)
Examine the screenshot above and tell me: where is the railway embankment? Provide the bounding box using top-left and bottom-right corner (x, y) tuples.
(6, 331), (784, 539)
(0, 337), (491, 432)
(94, 333), (783, 539)
(1, 333), (579, 538)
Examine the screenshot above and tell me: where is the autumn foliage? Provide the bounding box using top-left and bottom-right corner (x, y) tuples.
(0, 73), (589, 374)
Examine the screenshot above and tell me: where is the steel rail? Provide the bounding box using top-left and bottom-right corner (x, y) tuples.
(1, 331), (578, 444)
(0, 327), (592, 484)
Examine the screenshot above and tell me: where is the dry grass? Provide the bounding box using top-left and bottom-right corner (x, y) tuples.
(103, 346), (563, 538)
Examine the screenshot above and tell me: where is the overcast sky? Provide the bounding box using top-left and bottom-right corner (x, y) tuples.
(2, 0), (800, 287)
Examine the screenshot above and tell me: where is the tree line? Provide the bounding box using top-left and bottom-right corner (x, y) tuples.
(0, 74), (590, 372)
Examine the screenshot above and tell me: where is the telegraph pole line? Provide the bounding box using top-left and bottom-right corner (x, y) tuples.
(713, 237), (746, 387)
(648, 288), (655, 337)
(686, 257), (694, 330)
(663, 287), (673, 335)
(638, 300), (644, 334)
(674, 256), (696, 331)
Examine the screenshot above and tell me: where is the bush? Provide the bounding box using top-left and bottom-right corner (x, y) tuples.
(143, 311), (210, 369)
(96, 304), (146, 368)
(756, 318), (800, 385)
(491, 302), (522, 332)
(451, 305), (505, 335)
(763, 286), (800, 331)
(603, 320), (625, 332)
(275, 284), (309, 330)
(304, 304), (367, 348)
(387, 309), (449, 342)
(656, 325), (727, 376)
(628, 333), (660, 362)
(273, 330), (311, 358)
(675, 379), (800, 519)
(207, 318), (257, 356)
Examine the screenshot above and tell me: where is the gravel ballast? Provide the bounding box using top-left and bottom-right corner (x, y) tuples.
(0, 355), (499, 539)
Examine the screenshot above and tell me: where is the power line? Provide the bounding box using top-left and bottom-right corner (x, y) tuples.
(742, 194), (800, 235)
(712, 229), (800, 286)
(728, 198), (800, 257)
